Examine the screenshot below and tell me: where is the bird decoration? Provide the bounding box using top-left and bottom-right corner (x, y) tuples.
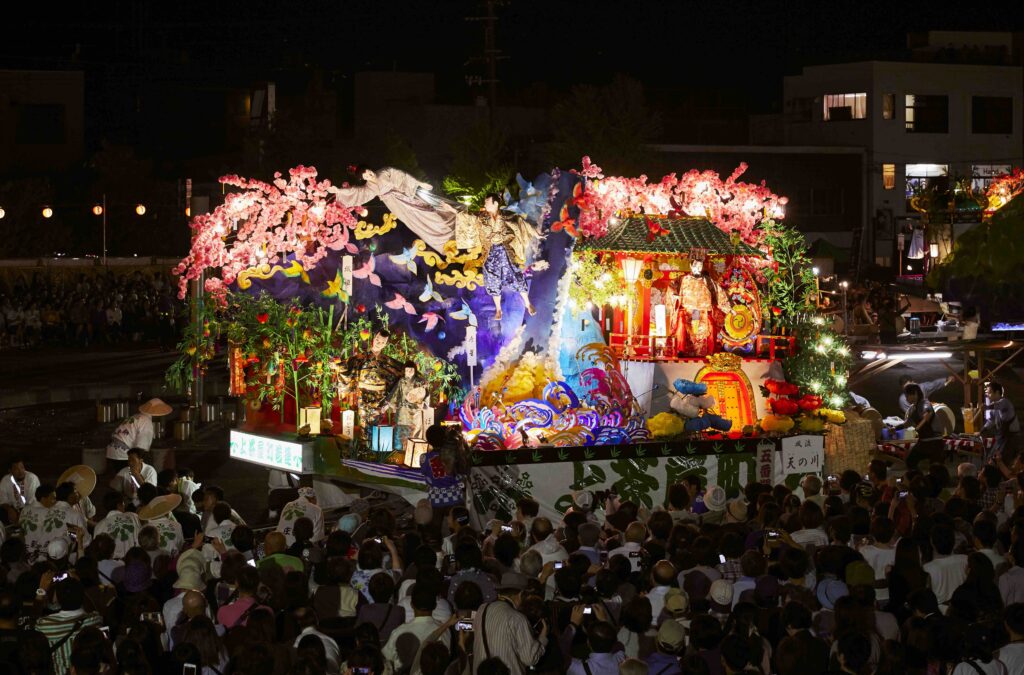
(389, 246), (419, 275)
(418, 277), (443, 303)
(449, 300), (478, 327)
(321, 270), (347, 300)
(351, 255), (381, 286)
(385, 292), (417, 315)
(418, 311), (444, 332)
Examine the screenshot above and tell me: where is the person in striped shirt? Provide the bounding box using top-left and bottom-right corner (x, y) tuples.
(35, 577), (102, 674)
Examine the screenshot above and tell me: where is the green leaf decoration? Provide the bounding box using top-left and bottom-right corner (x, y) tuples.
(471, 452), (483, 465)
(733, 441), (747, 454)
(685, 443), (697, 455)
(660, 444), (671, 456)
(583, 448), (595, 460)
(712, 442), (724, 454)
(609, 448), (621, 458)
(636, 445), (647, 457)
(557, 449), (568, 461)
(531, 451), (542, 463)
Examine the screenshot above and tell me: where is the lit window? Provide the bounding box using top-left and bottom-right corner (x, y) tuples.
(823, 93), (867, 121)
(905, 95), (948, 133)
(882, 164), (895, 190)
(882, 94), (895, 120)
(905, 163), (948, 199)
(971, 164), (1012, 192)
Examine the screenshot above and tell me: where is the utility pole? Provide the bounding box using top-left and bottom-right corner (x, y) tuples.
(465, 0), (505, 128)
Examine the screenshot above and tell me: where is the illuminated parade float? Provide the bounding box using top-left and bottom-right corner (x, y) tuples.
(169, 158), (851, 522)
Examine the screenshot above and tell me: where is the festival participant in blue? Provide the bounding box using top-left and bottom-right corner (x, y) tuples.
(464, 193), (543, 321)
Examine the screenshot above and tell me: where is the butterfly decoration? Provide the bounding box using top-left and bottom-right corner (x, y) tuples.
(384, 292), (417, 315)
(325, 222), (359, 254)
(418, 277), (443, 303)
(352, 255), (381, 287)
(321, 270), (348, 301)
(645, 216), (670, 242)
(449, 300), (478, 327)
(389, 246), (418, 275)
(418, 311), (444, 332)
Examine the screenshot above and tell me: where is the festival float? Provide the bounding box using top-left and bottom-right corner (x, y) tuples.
(168, 158), (851, 522)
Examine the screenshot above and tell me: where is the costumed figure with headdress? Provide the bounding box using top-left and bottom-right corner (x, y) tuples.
(339, 329), (403, 443)
(328, 166), (458, 253)
(671, 249), (731, 357)
(462, 193), (542, 320)
(382, 361), (430, 453)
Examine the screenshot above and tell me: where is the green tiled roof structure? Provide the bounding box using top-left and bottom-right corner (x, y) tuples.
(577, 216), (763, 256)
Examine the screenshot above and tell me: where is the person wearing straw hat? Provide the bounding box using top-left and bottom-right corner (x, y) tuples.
(51, 482), (90, 554)
(19, 483), (55, 563)
(276, 487), (324, 546)
(138, 494), (184, 556)
(58, 465), (97, 527)
(0, 456), (40, 513)
(105, 398), (172, 473)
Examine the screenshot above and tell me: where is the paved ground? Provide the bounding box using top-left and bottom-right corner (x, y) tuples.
(1, 341), (1021, 525)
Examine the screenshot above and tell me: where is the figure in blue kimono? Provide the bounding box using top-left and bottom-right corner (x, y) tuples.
(465, 193), (542, 320)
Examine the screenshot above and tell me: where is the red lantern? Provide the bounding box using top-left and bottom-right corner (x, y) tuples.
(256, 313), (269, 324)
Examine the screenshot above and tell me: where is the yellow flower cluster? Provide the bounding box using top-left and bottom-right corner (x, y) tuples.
(810, 408), (846, 424)
(797, 416), (826, 432)
(758, 414), (795, 433)
(647, 412), (686, 438)
(480, 352), (558, 406)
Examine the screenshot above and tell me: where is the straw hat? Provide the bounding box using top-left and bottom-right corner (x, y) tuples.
(173, 566), (205, 592)
(139, 398), (173, 416)
(58, 465), (97, 499)
(138, 493), (182, 520)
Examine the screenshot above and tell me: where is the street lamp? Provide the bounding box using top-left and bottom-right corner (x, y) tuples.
(41, 207), (53, 219)
(0, 207), (5, 219)
(135, 204), (146, 216)
(92, 205), (103, 216)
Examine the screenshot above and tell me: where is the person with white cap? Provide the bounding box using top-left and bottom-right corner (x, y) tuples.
(113, 448), (157, 508)
(105, 397), (172, 472)
(276, 486), (324, 546)
(698, 485), (728, 525)
(0, 456), (40, 513)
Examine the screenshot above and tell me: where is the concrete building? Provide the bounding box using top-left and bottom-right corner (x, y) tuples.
(775, 32), (1023, 270)
(0, 70), (84, 177)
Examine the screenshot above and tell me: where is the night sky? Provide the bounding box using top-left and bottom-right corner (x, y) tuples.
(2, 0), (1021, 111)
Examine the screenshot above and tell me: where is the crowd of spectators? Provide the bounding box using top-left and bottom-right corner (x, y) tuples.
(3, 442), (1024, 674)
(0, 270), (181, 349)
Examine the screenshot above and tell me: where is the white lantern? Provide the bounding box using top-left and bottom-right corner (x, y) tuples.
(621, 258), (643, 284)
(403, 437), (429, 468)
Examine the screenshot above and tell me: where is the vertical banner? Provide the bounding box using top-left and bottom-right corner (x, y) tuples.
(465, 325), (478, 367)
(341, 255), (354, 296)
(778, 435), (824, 483)
(757, 439), (775, 485)
(653, 304), (667, 337)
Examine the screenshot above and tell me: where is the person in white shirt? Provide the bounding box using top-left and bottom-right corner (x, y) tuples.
(138, 494), (184, 557)
(607, 522), (646, 573)
(898, 375), (952, 414)
(923, 524), (967, 608)
(0, 458), (40, 512)
(999, 540), (1024, 607)
(51, 482), (91, 551)
(382, 583), (448, 674)
(19, 483), (56, 563)
(93, 492), (141, 559)
(114, 448), (158, 508)
(527, 517), (570, 599)
(276, 487), (324, 546)
(973, 519), (1006, 573)
(647, 561), (675, 625)
(105, 398), (171, 471)
(857, 517), (897, 603)
(998, 603), (1024, 674)
(790, 501), (830, 550)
